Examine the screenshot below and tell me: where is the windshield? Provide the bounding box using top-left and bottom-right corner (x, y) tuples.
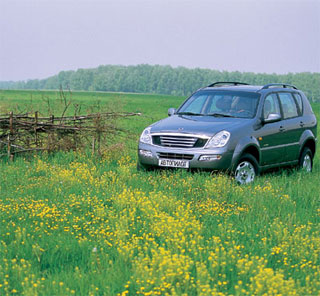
(177, 90), (260, 118)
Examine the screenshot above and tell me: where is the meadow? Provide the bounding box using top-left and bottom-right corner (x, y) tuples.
(0, 89), (319, 295)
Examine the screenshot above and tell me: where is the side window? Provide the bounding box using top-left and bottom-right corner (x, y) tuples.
(293, 93), (303, 114)
(278, 93), (299, 119)
(263, 94), (280, 119)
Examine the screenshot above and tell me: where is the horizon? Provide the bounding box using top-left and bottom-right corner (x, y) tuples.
(1, 63), (320, 83)
(1, 0), (320, 81)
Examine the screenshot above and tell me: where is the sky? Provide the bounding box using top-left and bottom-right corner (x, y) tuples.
(0, 0), (319, 81)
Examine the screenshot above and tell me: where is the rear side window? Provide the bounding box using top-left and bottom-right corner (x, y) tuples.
(263, 94), (280, 118)
(278, 93), (299, 119)
(293, 93), (303, 114)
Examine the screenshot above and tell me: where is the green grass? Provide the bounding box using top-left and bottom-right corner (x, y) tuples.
(0, 89), (319, 295)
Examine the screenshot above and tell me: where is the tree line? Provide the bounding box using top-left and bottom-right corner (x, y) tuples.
(1, 64), (319, 101)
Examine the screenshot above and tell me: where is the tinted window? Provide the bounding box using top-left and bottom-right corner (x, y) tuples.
(263, 94), (280, 118)
(178, 91), (260, 118)
(278, 93), (298, 119)
(293, 93), (303, 114)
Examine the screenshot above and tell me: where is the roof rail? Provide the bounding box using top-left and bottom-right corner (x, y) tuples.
(207, 82), (249, 87)
(261, 83), (298, 90)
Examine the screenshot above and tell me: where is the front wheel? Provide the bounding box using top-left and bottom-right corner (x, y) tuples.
(298, 147), (313, 172)
(137, 161), (153, 171)
(234, 154), (259, 185)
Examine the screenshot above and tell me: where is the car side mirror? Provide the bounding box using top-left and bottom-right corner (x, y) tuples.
(263, 113), (281, 124)
(168, 108), (176, 116)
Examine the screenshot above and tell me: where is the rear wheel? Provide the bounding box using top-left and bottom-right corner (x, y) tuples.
(234, 154), (259, 185)
(298, 147), (313, 172)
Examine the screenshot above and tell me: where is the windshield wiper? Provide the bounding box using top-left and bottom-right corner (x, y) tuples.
(207, 113), (235, 118)
(177, 112), (203, 116)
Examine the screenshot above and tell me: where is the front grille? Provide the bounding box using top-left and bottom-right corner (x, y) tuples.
(152, 135), (207, 148)
(160, 135), (196, 148)
(158, 152), (194, 160)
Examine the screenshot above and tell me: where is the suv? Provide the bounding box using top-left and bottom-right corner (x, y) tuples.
(138, 82), (317, 184)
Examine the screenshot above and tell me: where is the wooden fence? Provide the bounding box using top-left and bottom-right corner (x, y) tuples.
(0, 111), (141, 159)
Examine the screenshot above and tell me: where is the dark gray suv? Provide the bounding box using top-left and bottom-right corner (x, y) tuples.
(138, 82), (317, 184)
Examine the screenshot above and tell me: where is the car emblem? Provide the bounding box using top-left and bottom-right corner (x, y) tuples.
(178, 128), (184, 131)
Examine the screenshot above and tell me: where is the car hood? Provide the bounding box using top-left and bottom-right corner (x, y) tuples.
(150, 114), (251, 137)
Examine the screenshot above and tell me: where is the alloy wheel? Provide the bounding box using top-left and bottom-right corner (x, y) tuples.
(302, 153), (312, 172)
(235, 161), (256, 184)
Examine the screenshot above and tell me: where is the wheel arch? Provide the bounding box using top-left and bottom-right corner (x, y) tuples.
(300, 138), (316, 158)
(231, 137), (261, 171)
(299, 130), (316, 158)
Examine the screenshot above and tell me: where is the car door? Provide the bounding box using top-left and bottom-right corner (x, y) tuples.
(257, 93), (287, 166)
(277, 92), (302, 162)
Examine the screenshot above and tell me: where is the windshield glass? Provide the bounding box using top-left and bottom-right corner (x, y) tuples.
(177, 90), (260, 118)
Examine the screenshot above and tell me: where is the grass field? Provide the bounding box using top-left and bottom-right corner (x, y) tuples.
(0, 89), (319, 295)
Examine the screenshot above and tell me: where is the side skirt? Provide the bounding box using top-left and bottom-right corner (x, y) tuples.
(260, 160), (299, 172)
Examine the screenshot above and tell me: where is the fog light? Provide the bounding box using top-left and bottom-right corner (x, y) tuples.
(199, 154), (221, 161)
(139, 149), (153, 157)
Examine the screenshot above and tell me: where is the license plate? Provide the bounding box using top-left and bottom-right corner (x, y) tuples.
(158, 159), (189, 168)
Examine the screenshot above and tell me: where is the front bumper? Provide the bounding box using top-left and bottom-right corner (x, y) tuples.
(138, 142), (233, 170)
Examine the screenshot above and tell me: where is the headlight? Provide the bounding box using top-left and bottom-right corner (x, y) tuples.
(139, 127), (152, 144)
(205, 130), (230, 148)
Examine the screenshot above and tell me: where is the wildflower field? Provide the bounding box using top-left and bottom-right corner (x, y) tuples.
(0, 90), (319, 295)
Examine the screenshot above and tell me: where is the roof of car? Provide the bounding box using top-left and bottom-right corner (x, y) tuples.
(202, 85), (263, 92)
(201, 82), (299, 93)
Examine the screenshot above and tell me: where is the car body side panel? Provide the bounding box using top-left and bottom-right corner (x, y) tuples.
(280, 117), (303, 162)
(254, 121), (287, 165)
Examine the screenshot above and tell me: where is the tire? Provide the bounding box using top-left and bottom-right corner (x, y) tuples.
(137, 161), (152, 171)
(298, 147), (313, 172)
(234, 154), (259, 185)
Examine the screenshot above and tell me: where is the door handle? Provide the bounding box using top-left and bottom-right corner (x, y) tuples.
(279, 126), (285, 132)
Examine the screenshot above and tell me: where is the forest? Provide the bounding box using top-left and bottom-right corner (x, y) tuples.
(1, 64), (319, 101)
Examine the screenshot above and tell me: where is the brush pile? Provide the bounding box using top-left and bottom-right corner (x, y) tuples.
(0, 110), (140, 158)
